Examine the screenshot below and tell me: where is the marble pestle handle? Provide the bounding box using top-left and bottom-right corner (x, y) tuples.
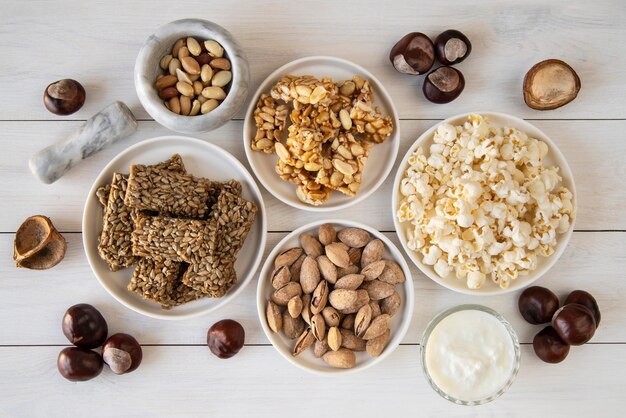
(29, 101), (138, 184)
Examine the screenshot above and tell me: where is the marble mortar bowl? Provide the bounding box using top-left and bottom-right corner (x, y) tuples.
(135, 19), (250, 134)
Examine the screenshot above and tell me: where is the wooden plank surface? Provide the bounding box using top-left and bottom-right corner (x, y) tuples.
(0, 119), (624, 232)
(1, 0), (625, 416)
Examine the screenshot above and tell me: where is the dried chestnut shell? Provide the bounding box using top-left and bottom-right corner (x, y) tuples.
(523, 59), (581, 110)
(422, 66), (465, 103)
(62, 304), (108, 349)
(43, 79), (86, 115)
(552, 304), (596, 346)
(518, 286), (559, 324)
(207, 319), (245, 359)
(533, 326), (570, 363)
(434, 30), (472, 65)
(565, 290), (601, 326)
(102, 333), (142, 375)
(57, 347), (103, 381)
(389, 32), (434, 75)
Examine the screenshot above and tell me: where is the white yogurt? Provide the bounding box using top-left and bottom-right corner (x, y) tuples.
(424, 309), (516, 401)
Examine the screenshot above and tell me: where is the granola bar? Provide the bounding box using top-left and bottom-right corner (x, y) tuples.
(131, 215), (217, 264)
(128, 259), (205, 309)
(125, 164), (213, 219)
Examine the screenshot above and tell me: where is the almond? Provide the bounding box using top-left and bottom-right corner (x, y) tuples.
(334, 273), (365, 290)
(271, 282), (302, 306)
(361, 280), (395, 301)
(300, 233), (323, 257)
(327, 327), (342, 351)
(338, 289), (370, 314)
(314, 338), (330, 358)
(361, 259), (386, 280)
(293, 328), (315, 356)
(318, 223), (336, 245)
(361, 239), (384, 267)
(325, 243), (350, 268)
(311, 313), (326, 341)
(381, 291), (401, 317)
(271, 265), (291, 289)
(337, 227), (371, 248)
(290, 254), (306, 282)
(266, 301), (282, 333)
(322, 348), (356, 368)
(328, 289), (358, 310)
(366, 329), (391, 357)
(283, 311), (305, 340)
(288, 295), (303, 318)
(322, 307), (340, 327)
(348, 247), (362, 265)
(341, 314), (355, 330)
(362, 314), (391, 340)
(310, 280), (329, 315)
(339, 328), (366, 351)
(275, 247), (303, 268)
(337, 264), (359, 278)
(354, 304), (373, 337)
(300, 256), (321, 294)
(317, 255), (337, 284)
(379, 260), (406, 284)
(369, 301), (382, 318)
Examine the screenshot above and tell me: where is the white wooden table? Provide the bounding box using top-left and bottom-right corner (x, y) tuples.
(1, 0), (625, 416)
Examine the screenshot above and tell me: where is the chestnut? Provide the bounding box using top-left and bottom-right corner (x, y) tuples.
(434, 30), (472, 65)
(564, 290), (601, 326)
(552, 304), (596, 346)
(57, 347), (103, 381)
(389, 32), (434, 75)
(43, 79), (85, 115)
(518, 286), (560, 324)
(62, 303), (108, 349)
(207, 319), (245, 359)
(102, 333), (142, 375)
(422, 66), (465, 103)
(533, 326), (570, 364)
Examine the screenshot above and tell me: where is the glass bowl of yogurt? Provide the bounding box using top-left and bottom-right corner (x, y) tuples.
(421, 305), (521, 405)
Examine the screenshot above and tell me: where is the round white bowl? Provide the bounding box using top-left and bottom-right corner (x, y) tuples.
(257, 220), (414, 375)
(83, 136), (266, 319)
(135, 19), (250, 134)
(421, 305), (521, 405)
(243, 56), (400, 212)
(392, 112), (577, 295)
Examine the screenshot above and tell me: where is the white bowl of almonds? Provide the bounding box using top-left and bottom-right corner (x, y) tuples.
(257, 220), (414, 375)
(135, 19), (249, 134)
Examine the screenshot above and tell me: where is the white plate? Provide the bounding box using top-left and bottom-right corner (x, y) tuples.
(83, 136), (267, 319)
(392, 112), (577, 295)
(243, 56), (400, 212)
(257, 220), (414, 375)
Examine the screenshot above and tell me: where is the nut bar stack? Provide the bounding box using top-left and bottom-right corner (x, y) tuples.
(127, 159), (257, 304)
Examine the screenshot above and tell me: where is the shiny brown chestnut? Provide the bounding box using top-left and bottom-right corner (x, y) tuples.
(552, 304), (596, 346)
(533, 326), (570, 363)
(62, 303), (108, 349)
(434, 30), (472, 65)
(389, 32), (435, 75)
(207, 319), (245, 359)
(57, 347), (103, 381)
(102, 333), (142, 375)
(43, 79), (86, 115)
(564, 290), (601, 326)
(518, 286), (560, 324)
(422, 66), (465, 103)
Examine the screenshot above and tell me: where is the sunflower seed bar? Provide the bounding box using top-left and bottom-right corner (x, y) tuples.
(128, 259), (205, 309)
(182, 190), (257, 296)
(96, 155), (186, 271)
(125, 164), (213, 219)
(131, 215), (217, 264)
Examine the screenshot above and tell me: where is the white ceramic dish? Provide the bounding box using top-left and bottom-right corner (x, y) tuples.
(243, 56), (400, 212)
(257, 220), (414, 375)
(135, 19), (250, 134)
(83, 136), (266, 319)
(392, 112), (577, 295)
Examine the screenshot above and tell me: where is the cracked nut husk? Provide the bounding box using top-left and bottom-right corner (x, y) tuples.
(14, 215), (67, 270)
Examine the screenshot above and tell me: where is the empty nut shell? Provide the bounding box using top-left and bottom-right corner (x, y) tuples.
(13, 215), (67, 270)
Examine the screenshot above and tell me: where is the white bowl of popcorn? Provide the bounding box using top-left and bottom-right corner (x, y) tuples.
(393, 113), (576, 295)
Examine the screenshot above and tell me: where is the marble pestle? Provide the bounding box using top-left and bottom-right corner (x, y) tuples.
(29, 101), (138, 184)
